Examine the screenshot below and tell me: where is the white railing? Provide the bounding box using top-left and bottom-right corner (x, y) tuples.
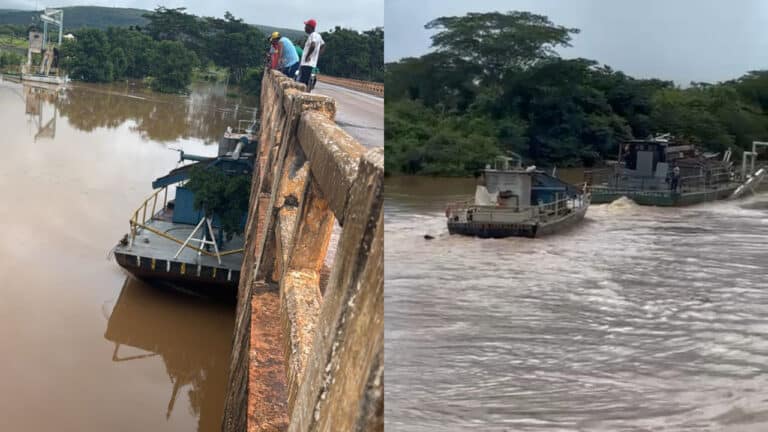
(446, 193), (589, 222)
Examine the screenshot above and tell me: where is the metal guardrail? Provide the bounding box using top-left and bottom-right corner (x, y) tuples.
(128, 185), (244, 257)
(316, 74), (383, 97)
(447, 194), (588, 221)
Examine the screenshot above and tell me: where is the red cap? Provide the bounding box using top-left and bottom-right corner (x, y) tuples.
(304, 19), (317, 29)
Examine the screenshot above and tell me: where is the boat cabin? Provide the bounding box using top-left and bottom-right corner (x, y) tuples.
(475, 156), (580, 210)
(612, 135), (732, 190)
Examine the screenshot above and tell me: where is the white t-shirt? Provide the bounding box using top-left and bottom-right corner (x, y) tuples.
(301, 32), (324, 67)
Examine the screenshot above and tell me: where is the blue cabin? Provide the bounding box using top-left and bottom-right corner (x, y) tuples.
(151, 155), (253, 232)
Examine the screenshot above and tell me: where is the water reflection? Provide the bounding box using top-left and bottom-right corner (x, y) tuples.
(55, 81), (258, 144)
(23, 84), (59, 140)
(105, 277), (234, 432)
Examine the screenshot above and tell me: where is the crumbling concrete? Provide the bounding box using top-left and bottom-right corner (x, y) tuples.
(222, 70), (383, 432)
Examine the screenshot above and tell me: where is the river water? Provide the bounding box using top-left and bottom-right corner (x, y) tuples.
(385, 175), (768, 431)
(0, 77), (256, 431)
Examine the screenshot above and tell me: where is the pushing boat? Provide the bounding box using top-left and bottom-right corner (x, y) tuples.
(112, 121), (258, 295)
(446, 155), (590, 238)
(585, 134), (766, 206)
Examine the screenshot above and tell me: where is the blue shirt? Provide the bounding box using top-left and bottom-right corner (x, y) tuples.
(278, 37), (299, 68)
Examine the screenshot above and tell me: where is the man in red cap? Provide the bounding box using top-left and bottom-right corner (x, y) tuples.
(298, 18), (325, 92)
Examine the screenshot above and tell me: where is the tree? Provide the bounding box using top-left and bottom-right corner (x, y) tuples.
(426, 11), (579, 84)
(318, 26), (384, 82)
(150, 40), (198, 93)
(385, 11), (768, 176)
(185, 166), (251, 239)
(142, 7), (201, 43)
(60, 28), (114, 82)
(106, 27), (157, 78)
(204, 14), (264, 83)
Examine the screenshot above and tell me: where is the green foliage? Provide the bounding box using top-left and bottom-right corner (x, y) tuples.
(241, 67), (264, 96)
(61, 26), (195, 92)
(318, 26), (384, 82)
(385, 99), (500, 175)
(185, 166), (251, 238)
(0, 24), (26, 36)
(3, 6), (381, 97)
(0, 50), (23, 71)
(106, 27), (156, 78)
(386, 10), (768, 176)
(202, 13), (265, 83)
(426, 11), (578, 85)
(60, 28), (114, 82)
(150, 40), (198, 93)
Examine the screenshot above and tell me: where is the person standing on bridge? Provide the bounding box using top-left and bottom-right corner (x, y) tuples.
(270, 32), (301, 78)
(267, 32), (280, 70)
(298, 19), (325, 92)
(293, 42), (303, 79)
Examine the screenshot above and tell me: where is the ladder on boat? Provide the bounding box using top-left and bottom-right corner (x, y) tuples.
(732, 168), (766, 199)
(732, 141), (768, 199)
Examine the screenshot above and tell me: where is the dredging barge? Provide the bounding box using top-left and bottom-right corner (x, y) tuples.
(446, 156), (590, 238)
(112, 121), (257, 293)
(585, 134), (766, 206)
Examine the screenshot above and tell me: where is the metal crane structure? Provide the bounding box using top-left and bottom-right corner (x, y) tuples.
(39, 9), (64, 48)
(22, 8), (68, 86)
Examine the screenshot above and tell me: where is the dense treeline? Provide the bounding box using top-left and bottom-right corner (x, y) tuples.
(0, 6), (302, 40)
(58, 7), (384, 93)
(60, 8), (265, 93)
(385, 11), (768, 176)
(0, 50), (23, 72)
(317, 27), (383, 82)
(0, 24), (25, 37)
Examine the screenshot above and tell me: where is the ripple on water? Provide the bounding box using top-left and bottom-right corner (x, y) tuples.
(385, 179), (768, 432)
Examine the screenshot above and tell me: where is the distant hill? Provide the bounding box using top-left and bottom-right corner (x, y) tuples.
(0, 7), (148, 30)
(0, 6), (304, 39)
(257, 25), (306, 43)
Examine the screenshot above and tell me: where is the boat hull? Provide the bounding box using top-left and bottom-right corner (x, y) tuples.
(591, 185), (738, 206)
(22, 74), (68, 85)
(447, 204), (588, 238)
(114, 250), (239, 297)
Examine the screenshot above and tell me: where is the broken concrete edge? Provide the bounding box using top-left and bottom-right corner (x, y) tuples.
(287, 180), (336, 273)
(283, 89), (337, 122)
(248, 285), (290, 432)
(279, 269), (323, 414)
(286, 148), (384, 432)
(313, 148), (384, 432)
(225, 66), (382, 432)
(297, 111), (366, 225)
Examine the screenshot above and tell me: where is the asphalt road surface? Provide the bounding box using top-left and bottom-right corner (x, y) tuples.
(313, 82), (383, 148)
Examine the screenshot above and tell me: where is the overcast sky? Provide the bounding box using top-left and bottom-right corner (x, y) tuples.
(0, 0), (383, 31)
(386, 0), (768, 85)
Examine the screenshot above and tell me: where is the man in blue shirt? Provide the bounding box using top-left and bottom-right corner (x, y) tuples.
(270, 32), (300, 78)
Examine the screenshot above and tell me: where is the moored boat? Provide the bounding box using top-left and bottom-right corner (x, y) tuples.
(446, 156), (590, 238)
(585, 134), (766, 206)
(112, 123), (257, 296)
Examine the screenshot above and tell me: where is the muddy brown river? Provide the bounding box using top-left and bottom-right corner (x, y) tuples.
(0, 77), (257, 431)
(385, 175), (768, 431)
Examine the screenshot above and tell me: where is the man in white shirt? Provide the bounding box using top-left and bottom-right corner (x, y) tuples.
(298, 18), (325, 92)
